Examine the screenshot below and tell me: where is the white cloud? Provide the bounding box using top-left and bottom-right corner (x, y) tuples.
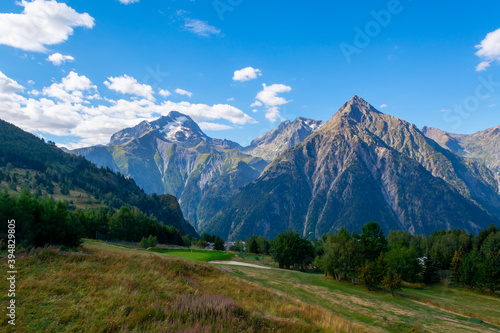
(184, 18), (220, 37)
(119, 0), (140, 4)
(233, 67), (262, 82)
(0, 71), (24, 94)
(175, 88), (192, 98)
(256, 84), (292, 107)
(160, 101), (256, 125)
(489, 104), (496, 108)
(0, 0), (94, 52)
(379, 104), (388, 108)
(440, 109), (449, 112)
(43, 71), (97, 103)
(104, 75), (155, 101)
(159, 89), (171, 97)
(227, 97), (234, 102)
(47, 53), (74, 66)
(0, 70), (256, 149)
(198, 122), (234, 131)
(476, 61), (491, 72)
(254, 83), (292, 122)
(475, 28), (500, 72)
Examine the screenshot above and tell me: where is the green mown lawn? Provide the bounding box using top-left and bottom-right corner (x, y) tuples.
(149, 248), (234, 261)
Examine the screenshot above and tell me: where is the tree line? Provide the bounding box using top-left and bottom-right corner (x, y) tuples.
(237, 222), (499, 294)
(0, 189), (184, 248)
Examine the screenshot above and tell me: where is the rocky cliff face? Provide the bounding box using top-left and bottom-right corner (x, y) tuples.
(70, 112), (267, 229)
(243, 117), (324, 161)
(205, 96), (500, 240)
(422, 125), (500, 174)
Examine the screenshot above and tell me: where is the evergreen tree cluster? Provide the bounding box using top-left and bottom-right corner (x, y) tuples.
(313, 221), (500, 293)
(0, 190), (184, 248)
(245, 235), (271, 255)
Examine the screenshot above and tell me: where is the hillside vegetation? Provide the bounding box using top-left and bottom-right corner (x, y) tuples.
(0, 241), (363, 333)
(0, 119), (197, 237)
(2, 240), (499, 332)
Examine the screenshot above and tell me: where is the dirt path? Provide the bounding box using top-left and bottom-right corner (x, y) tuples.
(208, 260), (271, 269)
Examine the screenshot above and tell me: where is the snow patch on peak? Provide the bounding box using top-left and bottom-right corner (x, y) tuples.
(173, 116), (188, 123)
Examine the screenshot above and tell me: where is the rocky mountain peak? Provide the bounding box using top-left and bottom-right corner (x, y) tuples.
(339, 95), (382, 119)
(150, 111), (209, 145)
(244, 116), (325, 161)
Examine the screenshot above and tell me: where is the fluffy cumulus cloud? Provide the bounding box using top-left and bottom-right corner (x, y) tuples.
(159, 89), (171, 97)
(184, 18), (220, 37)
(0, 0), (94, 52)
(0, 70), (256, 149)
(175, 88), (192, 98)
(0, 71), (24, 94)
(47, 53), (74, 66)
(475, 28), (500, 72)
(233, 67), (262, 82)
(254, 83), (292, 122)
(104, 75), (155, 101)
(43, 71), (97, 103)
(256, 84), (292, 107)
(161, 101), (256, 125)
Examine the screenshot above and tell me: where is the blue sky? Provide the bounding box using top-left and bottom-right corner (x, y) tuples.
(0, 0), (499, 148)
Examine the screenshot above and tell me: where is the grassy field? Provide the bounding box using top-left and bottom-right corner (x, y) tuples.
(2, 240), (498, 332)
(149, 248), (234, 261)
(221, 264), (500, 333)
(0, 241), (361, 332)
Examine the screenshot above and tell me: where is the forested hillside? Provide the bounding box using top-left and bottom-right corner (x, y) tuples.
(0, 119), (198, 238)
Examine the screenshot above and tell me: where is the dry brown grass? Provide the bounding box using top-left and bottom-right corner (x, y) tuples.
(0, 243), (365, 332)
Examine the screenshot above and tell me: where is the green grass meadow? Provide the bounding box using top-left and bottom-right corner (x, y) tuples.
(221, 264), (500, 333)
(149, 248), (234, 261)
(2, 240), (499, 332)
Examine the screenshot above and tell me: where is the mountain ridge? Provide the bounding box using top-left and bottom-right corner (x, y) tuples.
(204, 96), (500, 240)
(422, 125), (500, 174)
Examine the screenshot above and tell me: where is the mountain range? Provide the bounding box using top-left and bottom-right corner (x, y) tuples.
(70, 96), (500, 240)
(71, 112), (270, 230)
(421, 125), (500, 175)
(206, 97), (500, 239)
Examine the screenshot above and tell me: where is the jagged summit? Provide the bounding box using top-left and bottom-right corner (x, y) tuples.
(149, 112), (209, 145)
(337, 95), (383, 119)
(106, 111), (241, 149)
(244, 117), (324, 161)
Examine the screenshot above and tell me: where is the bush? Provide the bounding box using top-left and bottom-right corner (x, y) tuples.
(213, 236), (225, 251)
(270, 230), (314, 270)
(140, 235), (158, 249)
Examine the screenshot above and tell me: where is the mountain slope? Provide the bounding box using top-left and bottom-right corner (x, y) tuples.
(335, 97), (500, 218)
(0, 118), (197, 237)
(70, 112), (268, 229)
(422, 125), (500, 174)
(243, 117), (324, 161)
(205, 97), (500, 240)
